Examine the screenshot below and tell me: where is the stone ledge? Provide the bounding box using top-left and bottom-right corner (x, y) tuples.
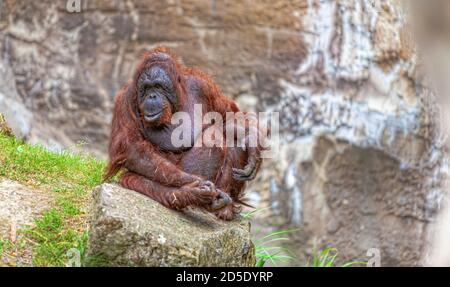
(86, 183), (255, 267)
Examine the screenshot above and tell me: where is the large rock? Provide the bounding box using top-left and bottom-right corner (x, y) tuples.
(86, 184), (255, 267)
(0, 179), (54, 239)
(0, 179), (54, 267)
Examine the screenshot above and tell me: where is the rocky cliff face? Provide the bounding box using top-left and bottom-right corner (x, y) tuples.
(0, 0), (445, 266)
(0, 0), (308, 154)
(251, 1), (444, 266)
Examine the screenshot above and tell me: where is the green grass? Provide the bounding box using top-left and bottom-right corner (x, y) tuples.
(308, 247), (367, 267)
(0, 239), (5, 256)
(0, 238), (15, 265)
(243, 208), (297, 267)
(0, 132), (105, 266)
(254, 229), (298, 267)
(244, 208), (367, 267)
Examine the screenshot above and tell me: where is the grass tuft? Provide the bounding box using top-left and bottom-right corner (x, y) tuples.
(243, 208), (297, 267)
(245, 208), (367, 267)
(0, 133), (105, 266)
(308, 247), (367, 267)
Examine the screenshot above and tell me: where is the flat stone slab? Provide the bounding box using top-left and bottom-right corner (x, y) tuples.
(0, 179), (54, 240)
(86, 183), (256, 267)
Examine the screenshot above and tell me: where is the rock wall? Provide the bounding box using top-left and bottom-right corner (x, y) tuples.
(0, 0), (307, 154)
(408, 0), (450, 266)
(249, 0), (445, 266)
(0, 0), (445, 266)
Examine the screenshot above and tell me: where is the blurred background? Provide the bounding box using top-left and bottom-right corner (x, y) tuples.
(1, 0), (450, 266)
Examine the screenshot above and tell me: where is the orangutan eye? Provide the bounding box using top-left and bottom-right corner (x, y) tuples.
(153, 83), (167, 92)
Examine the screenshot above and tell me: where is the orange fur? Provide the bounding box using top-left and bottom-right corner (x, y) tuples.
(105, 47), (262, 220)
